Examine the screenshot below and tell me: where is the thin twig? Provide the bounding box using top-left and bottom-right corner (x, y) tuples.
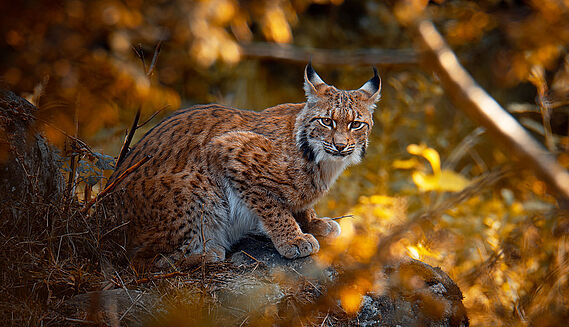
(80, 155), (151, 214)
(136, 105), (169, 129)
(240, 250), (260, 263)
(147, 41), (162, 77)
(320, 312), (330, 327)
(116, 41), (163, 168)
(529, 66), (555, 151)
(331, 215), (354, 221)
(119, 291), (147, 322)
(132, 44), (146, 75)
(101, 221), (130, 239)
(116, 107), (141, 168)
(239, 316), (249, 327)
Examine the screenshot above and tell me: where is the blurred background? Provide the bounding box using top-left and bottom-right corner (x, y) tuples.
(2, 0), (569, 325)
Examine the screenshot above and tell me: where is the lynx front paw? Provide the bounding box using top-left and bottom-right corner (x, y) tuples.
(305, 218), (342, 238)
(277, 233), (320, 259)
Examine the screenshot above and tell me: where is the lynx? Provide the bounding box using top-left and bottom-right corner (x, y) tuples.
(108, 64), (381, 268)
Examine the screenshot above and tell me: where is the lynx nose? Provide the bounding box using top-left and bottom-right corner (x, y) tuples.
(334, 142), (347, 152)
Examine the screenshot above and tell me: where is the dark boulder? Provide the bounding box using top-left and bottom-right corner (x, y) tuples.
(67, 236), (468, 326)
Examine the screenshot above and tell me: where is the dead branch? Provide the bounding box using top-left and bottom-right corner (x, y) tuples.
(136, 105), (169, 129)
(528, 66), (555, 151)
(147, 41), (162, 78)
(413, 20), (569, 205)
(331, 214), (354, 221)
(80, 155), (151, 214)
(116, 108), (141, 168)
(240, 250), (260, 263)
(116, 42), (163, 169)
(239, 42), (418, 66)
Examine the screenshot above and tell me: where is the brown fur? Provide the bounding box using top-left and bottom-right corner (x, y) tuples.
(108, 64), (381, 268)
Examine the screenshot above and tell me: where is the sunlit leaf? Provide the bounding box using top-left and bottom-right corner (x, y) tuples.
(412, 169), (470, 192)
(392, 158), (421, 169)
(407, 143), (441, 175)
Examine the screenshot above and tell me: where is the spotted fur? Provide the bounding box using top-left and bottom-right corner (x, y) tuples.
(108, 64), (381, 268)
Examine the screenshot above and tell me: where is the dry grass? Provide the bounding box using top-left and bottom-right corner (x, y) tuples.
(0, 193), (114, 325)
(0, 190), (343, 326)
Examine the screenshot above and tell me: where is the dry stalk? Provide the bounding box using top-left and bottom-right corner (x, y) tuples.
(331, 215), (353, 221)
(529, 66), (555, 151)
(136, 105), (169, 129)
(116, 108), (141, 167)
(116, 41), (164, 168)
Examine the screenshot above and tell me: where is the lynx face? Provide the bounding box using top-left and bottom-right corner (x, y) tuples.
(296, 64), (381, 167)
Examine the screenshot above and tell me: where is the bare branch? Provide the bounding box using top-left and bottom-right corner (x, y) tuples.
(147, 41), (162, 77)
(239, 42), (418, 66)
(116, 108), (141, 168)
(528, 66), (555, 151)
(413, 20), (569, 205)
(331, 214), (354, 221)
(136, 105), (169, 130)
(132, 44), (146, 75)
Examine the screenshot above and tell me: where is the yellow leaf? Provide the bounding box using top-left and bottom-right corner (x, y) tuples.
(392, 158), (421, 169)
(369, 195), (396, 205)
(406, 143), (426, 155)
(412, 171), (436, 192)
(406, 144), (441, 174)
(412, 170), (470, 192)
(437, 169), (470, 192)
(421, 148), (441, 175)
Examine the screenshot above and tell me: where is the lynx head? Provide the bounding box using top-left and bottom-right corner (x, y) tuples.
(296, 63), (381, 167)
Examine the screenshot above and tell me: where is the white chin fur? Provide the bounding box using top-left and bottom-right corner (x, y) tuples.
(311, 141), (362, 166)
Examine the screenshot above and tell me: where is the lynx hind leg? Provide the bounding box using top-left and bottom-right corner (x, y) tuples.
(127, 171), (230, 270)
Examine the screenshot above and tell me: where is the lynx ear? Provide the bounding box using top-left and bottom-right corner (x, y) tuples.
(304, 62), (326, 102)
(358, 67), (382, 109)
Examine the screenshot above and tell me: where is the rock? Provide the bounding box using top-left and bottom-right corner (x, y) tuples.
(0, 89), (64, 212)
(356, 259), (468, 327)
(67, 236), (468, 326)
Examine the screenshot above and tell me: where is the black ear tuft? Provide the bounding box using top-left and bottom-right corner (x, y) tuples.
(370, 67), (381, 92)
(306, 62), (316, 82)
(304, 62), (326, 100)
(358, 67), (381, 97)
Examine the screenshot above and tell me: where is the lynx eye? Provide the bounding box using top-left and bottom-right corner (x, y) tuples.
(318, 118), (335, 128)
(349, 121), (365, 130)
